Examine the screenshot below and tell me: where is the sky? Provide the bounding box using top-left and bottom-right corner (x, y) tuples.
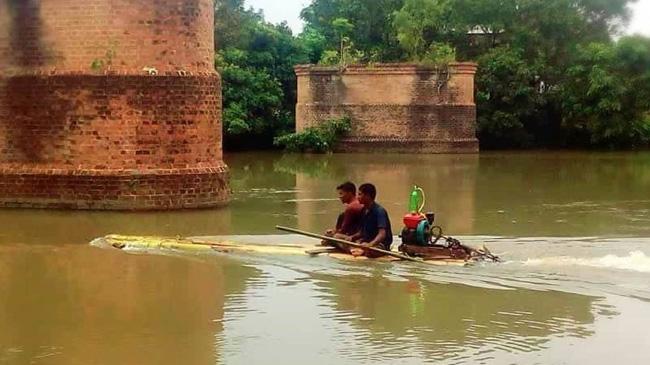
(246, 0), (650, 37)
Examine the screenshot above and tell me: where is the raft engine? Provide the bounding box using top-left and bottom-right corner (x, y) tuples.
(400, 186), (439, 246)
(398, 186), (478, 260)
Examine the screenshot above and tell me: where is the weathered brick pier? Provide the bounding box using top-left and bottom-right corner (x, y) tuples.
(295, 63), (479, 153)
(0, 0), (229, 209)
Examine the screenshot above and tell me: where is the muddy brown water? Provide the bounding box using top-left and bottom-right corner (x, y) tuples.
(1, 152), (650, 364)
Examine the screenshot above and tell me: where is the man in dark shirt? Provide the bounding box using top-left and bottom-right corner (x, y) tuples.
(350, 183), (393, 257)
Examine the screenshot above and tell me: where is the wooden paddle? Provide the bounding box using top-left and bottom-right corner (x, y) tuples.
(275, 226), (423, 263)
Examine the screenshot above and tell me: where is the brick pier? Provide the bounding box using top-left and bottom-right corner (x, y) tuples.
(0, 0), (229, 209)
(295, 63), (479, 153)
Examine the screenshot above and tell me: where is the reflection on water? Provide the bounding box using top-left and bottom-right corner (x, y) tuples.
(0, 244), (258, 364)
(311, 273), (595, 363)
(2, 151), (650, 364)
(271, 151), (650, 237)
(474, 152), (650, 237)
(1, 151), (650, 245)
(1, 238), (649, 365)
(288, 153), (479, 234)
(0, 208), (233, 246)
(211, 254), (609, 365)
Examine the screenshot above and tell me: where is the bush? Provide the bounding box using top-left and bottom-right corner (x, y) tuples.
(319, 50), (341, 66)
(421, 42), (456, 67)
(273, 117), (352, 153)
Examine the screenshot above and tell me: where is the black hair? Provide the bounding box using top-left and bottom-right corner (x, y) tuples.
(336, 181), (356, 194)
(358, 183), (376, 200)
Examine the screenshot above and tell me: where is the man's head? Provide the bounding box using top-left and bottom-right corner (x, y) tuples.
(357, 183), (377, 206)
(336, 181), (356, 204)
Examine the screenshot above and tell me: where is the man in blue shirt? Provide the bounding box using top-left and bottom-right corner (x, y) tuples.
(350, 183), (393, 257)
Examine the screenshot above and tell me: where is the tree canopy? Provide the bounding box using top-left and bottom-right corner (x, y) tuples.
(215, 0), (309, 149)
(215, 0), (649, 150)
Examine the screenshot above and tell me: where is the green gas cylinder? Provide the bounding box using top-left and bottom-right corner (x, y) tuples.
(408, 186), (425, 214)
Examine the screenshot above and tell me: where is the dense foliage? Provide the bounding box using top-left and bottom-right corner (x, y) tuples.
(215, 0), (309, 149)
(215, 0), (650, 150)
(560, 37), (650, 147)
(273, 117), (352, 153)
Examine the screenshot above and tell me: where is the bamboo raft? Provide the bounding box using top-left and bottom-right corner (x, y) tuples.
(92, 233), (477, 266)
(93, 234), (311, 256)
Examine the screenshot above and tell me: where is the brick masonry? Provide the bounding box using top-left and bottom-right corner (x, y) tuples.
(294, 63), (479, 153)
(0, 0), (229, 210)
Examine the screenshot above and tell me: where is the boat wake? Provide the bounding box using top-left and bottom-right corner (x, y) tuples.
(523, 251), (650, 273)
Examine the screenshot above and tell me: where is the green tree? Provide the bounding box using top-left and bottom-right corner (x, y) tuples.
(216, 49), (284, 139)
(214, 0), (648, 150)
(560, 37), (650, 147)
(301, 0), (406, 62)
(393, 0), (456, 61)
(215, 0), (309, 149)
(475, 47), (542, 148)
(298, 26), (329, 63)
(331, 18), (354, 65)
(447, 0), (641, 148)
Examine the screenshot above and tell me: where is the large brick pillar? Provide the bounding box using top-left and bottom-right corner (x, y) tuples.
(295, 63), (479, 153)
(0, 0), (229, 210)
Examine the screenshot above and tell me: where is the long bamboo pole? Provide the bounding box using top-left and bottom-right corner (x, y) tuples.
(275, 225), (423, 263)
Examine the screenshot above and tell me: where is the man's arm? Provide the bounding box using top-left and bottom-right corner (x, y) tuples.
(368, 228), (386, 246)
(367, 208), (389, 246)
(350, 229), (363, 242)
(349, 229), (385, 257)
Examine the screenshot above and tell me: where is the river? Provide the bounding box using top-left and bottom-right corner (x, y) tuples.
(1, 151), (650, 364)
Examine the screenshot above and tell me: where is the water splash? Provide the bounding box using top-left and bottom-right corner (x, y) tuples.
(524, 251), (650, 273)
